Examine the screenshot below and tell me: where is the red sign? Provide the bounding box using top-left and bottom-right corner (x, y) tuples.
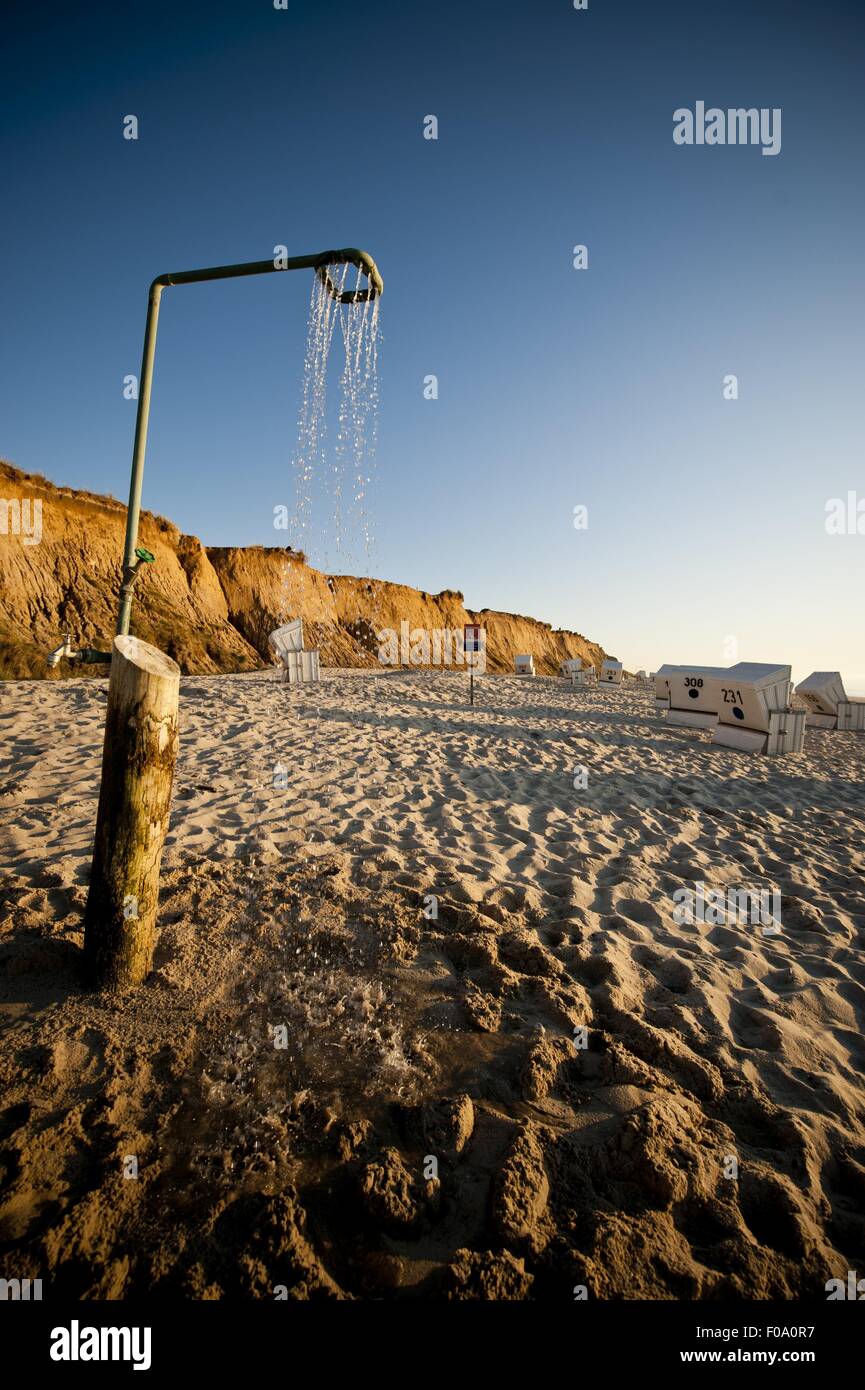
(464, 624), (481, 654)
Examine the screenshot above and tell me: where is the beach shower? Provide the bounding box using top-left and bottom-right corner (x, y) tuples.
(116, 248), (383, 636)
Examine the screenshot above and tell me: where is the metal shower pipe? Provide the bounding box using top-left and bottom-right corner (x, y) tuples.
(116, 248), (383, 636)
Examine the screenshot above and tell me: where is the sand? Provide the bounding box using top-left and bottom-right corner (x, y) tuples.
(1, 669), (863, 1299)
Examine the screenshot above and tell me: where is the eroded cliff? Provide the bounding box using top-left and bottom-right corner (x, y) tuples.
(0, 461), (607, 678)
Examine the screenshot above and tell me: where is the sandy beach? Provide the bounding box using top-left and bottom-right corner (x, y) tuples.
(1, 669), (863, 1299)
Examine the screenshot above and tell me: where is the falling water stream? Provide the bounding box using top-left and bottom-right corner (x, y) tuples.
(278, 263), (381, 634)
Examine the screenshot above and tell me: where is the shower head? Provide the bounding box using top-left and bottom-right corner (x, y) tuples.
(315, 248), (383, 303)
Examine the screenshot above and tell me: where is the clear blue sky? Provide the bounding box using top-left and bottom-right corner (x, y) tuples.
(2, 0), (864, 688)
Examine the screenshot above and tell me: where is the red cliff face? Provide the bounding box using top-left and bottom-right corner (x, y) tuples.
(0, 460), (607, 679)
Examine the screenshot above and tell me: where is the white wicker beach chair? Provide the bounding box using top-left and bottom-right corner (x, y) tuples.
(707, 664), (803, 754)
(795, 672), (865, 731)
(663, 665), (728, 729)
(268, 620), (321, 685)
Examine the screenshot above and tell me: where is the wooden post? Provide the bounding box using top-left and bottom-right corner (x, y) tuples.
(84, 636), (180, 989)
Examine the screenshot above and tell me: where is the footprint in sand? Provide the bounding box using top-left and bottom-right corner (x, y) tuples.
(729, 1001), (784, 1052)
(634, 947), (694, 994)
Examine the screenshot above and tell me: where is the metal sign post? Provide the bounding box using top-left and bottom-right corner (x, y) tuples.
(464, 623), (481, 706)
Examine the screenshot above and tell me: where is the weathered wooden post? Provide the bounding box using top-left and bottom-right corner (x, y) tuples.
(84, 635), (180, 989)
